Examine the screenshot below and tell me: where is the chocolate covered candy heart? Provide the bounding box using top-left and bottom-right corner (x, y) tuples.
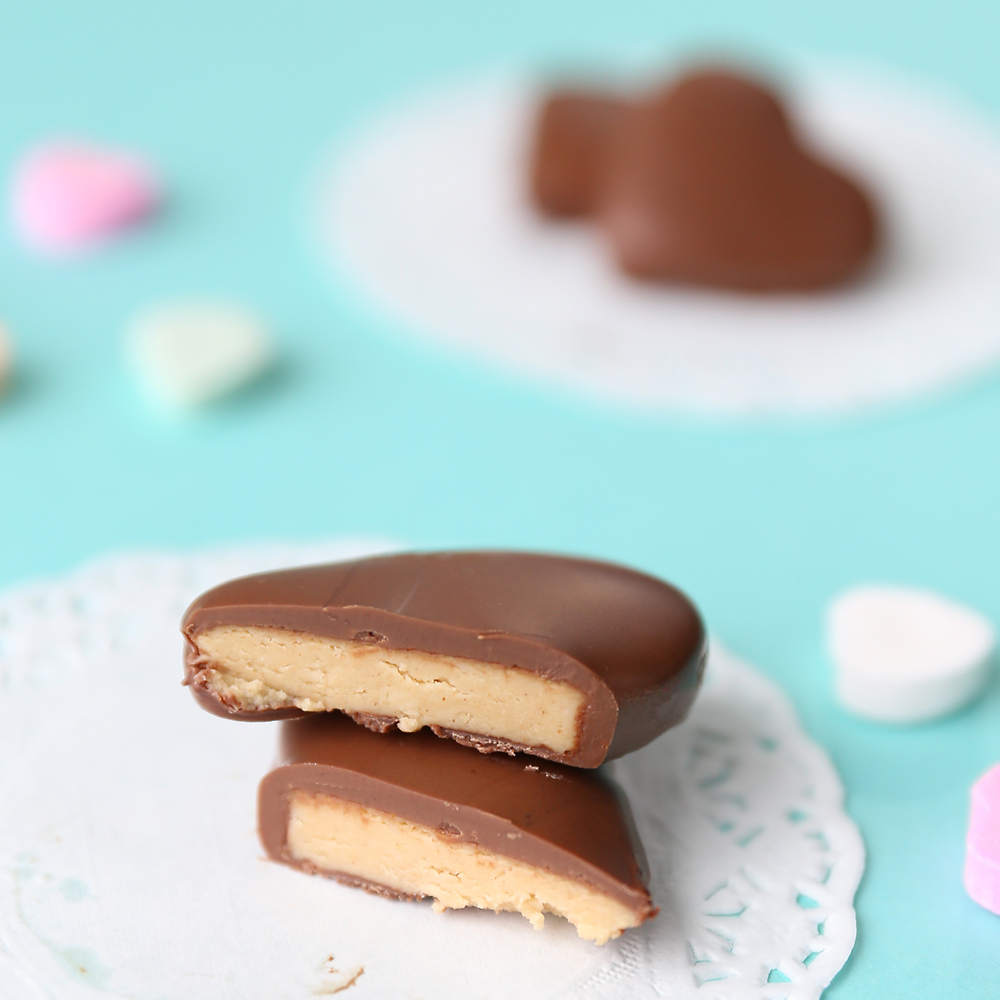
(965, 764), (1000, 915)
(530, 92), (625, 218)
(529, 68), (880, 292)
(599, 70), (878, 291)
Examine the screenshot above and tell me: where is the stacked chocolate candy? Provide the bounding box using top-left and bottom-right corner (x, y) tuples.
(181, 551), (706, 944)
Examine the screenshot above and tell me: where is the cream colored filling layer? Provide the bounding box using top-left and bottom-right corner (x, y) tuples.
(286, 791), (642, 945)
(194, 625), (584, 754)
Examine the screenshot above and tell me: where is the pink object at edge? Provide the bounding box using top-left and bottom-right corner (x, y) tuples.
(11, 142), (158, 252)
(965, 762), (1000, 915)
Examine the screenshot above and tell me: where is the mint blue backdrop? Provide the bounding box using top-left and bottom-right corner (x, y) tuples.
(1, 2), (998, 996)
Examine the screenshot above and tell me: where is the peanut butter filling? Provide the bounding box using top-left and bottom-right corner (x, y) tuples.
(193, 625), (585, 754)
(286, 790), (643, 945)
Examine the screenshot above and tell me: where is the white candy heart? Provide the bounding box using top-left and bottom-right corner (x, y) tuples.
(827, 585), (995, 723)
(126, 301), (274, 410)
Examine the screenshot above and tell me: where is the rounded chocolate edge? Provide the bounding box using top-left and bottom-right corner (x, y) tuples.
(603, 629), (708, 761)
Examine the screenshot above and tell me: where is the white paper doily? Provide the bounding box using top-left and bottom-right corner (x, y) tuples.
(322, 67), (1000, 415)
(0, 543), (864, 999)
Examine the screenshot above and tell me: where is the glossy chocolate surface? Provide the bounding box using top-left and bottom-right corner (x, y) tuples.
(258, 712), (656, 917)
(182, 551), (706, 767)
(530, 67), (878, 291)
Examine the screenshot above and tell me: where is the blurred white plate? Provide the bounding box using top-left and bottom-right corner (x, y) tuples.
(321, 66), (1000, 415)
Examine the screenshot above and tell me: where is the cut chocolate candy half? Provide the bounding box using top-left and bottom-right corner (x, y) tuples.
(182, 550), (706, 767)
(259, 713), (657, 944)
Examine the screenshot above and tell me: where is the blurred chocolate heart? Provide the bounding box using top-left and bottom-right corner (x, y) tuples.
(599, 70), (878, 291)
(530, 91), (625, 218)
(529, 68), (879, 292)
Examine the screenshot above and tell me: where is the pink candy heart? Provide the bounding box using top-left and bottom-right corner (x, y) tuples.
(965, 763), (1000, 915)
(11, 142), (158, 252)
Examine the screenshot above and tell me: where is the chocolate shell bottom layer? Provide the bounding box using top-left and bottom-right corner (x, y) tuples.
(259, 714), (658, 944)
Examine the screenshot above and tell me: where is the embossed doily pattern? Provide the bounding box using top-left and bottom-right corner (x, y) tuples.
(0, 545), (863, 999)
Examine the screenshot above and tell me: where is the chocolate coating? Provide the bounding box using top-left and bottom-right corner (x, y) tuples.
(530, 91), (626, 218)
(258, 711), (657, 920)
(530, 67), (878, 291)
(601, 70), (877, 290)
(182, 551), (706, 767)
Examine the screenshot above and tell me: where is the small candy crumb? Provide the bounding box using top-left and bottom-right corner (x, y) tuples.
(11, 142), (158, 253)
(965, 764), (1000, 915)
(125, 301), (274, 411)
(827, 585), (994, 723)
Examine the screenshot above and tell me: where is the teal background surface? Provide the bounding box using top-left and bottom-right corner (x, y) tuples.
(2, 2), (1000, 996)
